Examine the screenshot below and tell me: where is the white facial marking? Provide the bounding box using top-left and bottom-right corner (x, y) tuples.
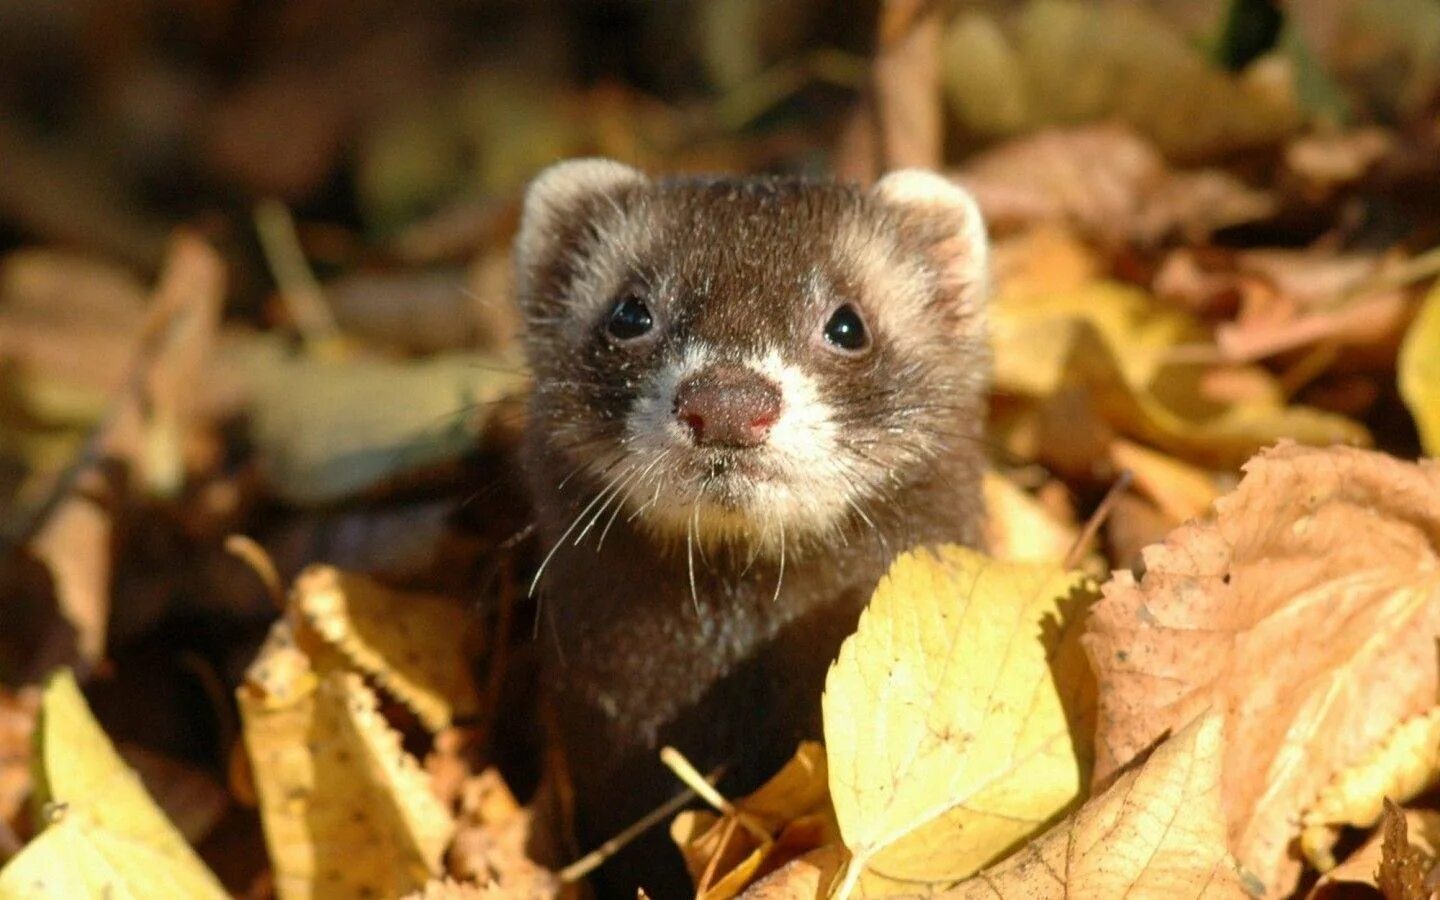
(614, 344), (853, 554)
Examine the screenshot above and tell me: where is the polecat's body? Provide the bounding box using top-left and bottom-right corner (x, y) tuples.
(514, 161), (989, 895)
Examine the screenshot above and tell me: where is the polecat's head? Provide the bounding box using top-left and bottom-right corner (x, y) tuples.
(515, 160), (988, 555)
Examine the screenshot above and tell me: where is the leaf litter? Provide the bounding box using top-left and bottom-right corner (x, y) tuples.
(0, 2), (1439, 899)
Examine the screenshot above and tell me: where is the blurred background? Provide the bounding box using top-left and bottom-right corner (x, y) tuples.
(0, 1), (1438, 895)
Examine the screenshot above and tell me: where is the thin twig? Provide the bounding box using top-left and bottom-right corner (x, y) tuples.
(557, 765), (724, 884)
(254, 199), (341, 349)
(660, 746), (771, 844)
(1064, 470), (1133, 570)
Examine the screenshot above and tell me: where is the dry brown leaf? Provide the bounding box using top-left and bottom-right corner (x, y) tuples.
(405, 879), (493, 899)
(1300, 708), (1440, 870)
(738, 844), (847, 900)
(233, 338), (527, 505)
(0, 686), (37, 845)
(1378, 800), (1436, 900)
(988, 225), (1101, 299)
(954, 126), (1276, 246)
(671, 741), (836, 900)
(448, 768), (561, 900)
(946, 712), (1244, 899)
(289, 565), (480, 731)
(1084, 444), (1440, 896)
(1310, 805), (1440, 899)
(871, 0), (943, 171)
(238, 620), (454, 899)
(21, 233), (225, 672)
(1284, 129), (1392, 194)
(942, 1), (1302, 162)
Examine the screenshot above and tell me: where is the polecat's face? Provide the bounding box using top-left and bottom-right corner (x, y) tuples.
(515, 161), (988, 556)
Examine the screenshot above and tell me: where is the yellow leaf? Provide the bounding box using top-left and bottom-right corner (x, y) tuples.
(290, 565), (480, 731)
(981, 470), (1078, 564)
(0, 670), (226, 899)
(991, 281), (1369, 468)
(823, 546), (1095, 896)
(672, 742), (837, 900)
(1109, 438), (1220, 523)
(1399, 278), (1440, 456)
(238, 621), (454, 900)
(947, 713), (1244, 899)
(1301, 707), (1440, 870)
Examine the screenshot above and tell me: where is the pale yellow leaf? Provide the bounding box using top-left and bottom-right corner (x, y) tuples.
(0, 670), (226, 899)
(823, 546), (1095, 896)
(290, 565), (480, 731)
(1301, 707), (1440, 870)
(1109, 438), (1221, 523)
(238, 621), (454, 900)
(1399, 277), (1440, 456)
(981, 470), (1078, 564)
(946, 713), (1244, 899)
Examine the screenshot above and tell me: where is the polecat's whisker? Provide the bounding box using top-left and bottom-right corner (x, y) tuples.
(772, 519), (786, 604)
(574, 463), (642, 548)
(602, 450), (670, 547)
(686, 503), (700, 615)
(530, 461), (629, 596)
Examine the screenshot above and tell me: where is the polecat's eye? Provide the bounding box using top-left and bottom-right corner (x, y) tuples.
(606, 294), (654, 340)
(822, 304), (870, 353)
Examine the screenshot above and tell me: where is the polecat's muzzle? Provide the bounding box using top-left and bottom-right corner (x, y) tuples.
(672, 364), (782, 448)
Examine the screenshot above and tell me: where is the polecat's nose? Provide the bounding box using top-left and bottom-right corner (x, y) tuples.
(673, 365), (782, 448)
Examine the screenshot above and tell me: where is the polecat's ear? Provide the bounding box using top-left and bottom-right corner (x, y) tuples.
(869, 170), (988, 312)
(515, 158), (648, 278)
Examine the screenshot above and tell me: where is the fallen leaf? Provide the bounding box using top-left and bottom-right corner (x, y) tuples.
(233, 337), (527, 505)
(0, 687), (37, 830)
(447, 768), (561, 899)
(1399, 277), (1440, 456)
(942, 1), (1302, 162)
(823, 546), (1095, 896)
(947, 712), (1244, 899)
(1301, 707), (1440, 870)
(955, 126), (1277, 246)
(1284, 129), (1392, 194)
(238, 620), (454, 900)
(1109, 438), (1220, 524)
(1310, 805), (1440, 899)
(1084, 443), (1440, 895)
(0, 670), (226, 898)
(981, 470), (1079, 564)
(290, 565), (480, 731)
(991, 281), (1369, 468)
(671, 741), (836, 900)
(738, 844), (847, 900)
(1377, 799), (1436, 900)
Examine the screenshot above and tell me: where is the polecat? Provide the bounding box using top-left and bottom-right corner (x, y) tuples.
(514, 160), (989, 895)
